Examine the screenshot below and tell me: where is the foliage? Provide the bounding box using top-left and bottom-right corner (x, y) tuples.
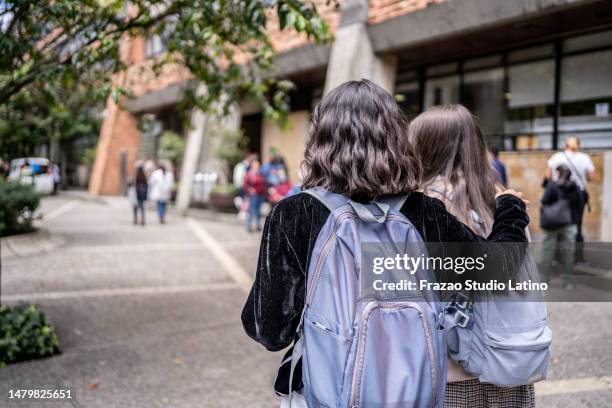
(0, 304), (60, 367)
(0, 0), (333, 124)
(212, 124), (249, 172)
(0, 180), (41, 236)
(211, 184), (238, 195)
(157, 130), (186, 168)
(81, 146), (97, 167)
(0, 73), (104, 159)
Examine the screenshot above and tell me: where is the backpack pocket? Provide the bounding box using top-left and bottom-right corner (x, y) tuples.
(302, 309), (353, 407)
(348, 302), (442, 408)
(480, 324), (552, 386)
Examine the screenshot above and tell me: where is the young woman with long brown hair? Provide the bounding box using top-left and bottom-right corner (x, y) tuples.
(409, 104), (535, 408)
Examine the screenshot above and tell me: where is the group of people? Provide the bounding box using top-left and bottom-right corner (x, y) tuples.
(242, 80), (537, 408)
(487, 136), (594, 290)
(540, 137), (595, 288)
(233, 150), (298, 232)
(128, 162), (174, 226)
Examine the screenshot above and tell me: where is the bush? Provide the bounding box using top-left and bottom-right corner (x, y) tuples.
(0, 304), (60, 367)
(211, 184), (238, 195)
(157, 131), (186, 169)
(0, 180), (41, 236)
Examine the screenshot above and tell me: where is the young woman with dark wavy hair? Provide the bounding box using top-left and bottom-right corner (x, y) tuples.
(241, 80), (530, 403)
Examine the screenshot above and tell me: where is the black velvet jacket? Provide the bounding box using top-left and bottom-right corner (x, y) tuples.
(241, 192), (529, 352)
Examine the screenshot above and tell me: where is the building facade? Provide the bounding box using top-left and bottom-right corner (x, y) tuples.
(90, 0), (612, 239)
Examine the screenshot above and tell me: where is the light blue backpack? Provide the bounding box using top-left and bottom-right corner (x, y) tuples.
(440, 218), (552, 387)
(424, 185), (552, 387)
(441, 260), (552, 386)
(287, 188), (447, 408)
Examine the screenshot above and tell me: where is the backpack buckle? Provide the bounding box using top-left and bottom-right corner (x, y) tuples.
(453, 309), (471, 328)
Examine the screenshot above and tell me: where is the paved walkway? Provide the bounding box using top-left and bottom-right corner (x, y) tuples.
(1, 193), (275, 407)
(1, 192), (611, 407)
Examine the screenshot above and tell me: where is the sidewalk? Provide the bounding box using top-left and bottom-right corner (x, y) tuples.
(0, 193), (275, 408)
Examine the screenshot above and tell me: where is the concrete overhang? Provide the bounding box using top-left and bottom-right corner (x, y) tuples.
(123, 81), (193, 114)
(123, 43), (330, 115)
(368, 0), (604, 55)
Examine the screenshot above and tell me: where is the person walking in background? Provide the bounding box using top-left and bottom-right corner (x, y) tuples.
(408, 104), (536, 408)
(262, 148), (292, 204)
(148, 164), (174, 224)
(233, 153), (256, 219)
(547, 136), (595, 263)
(128, 166), (148, 226)
(242, 159), (267, 232)
(540, 165), (581, 288)
(51, 162), (61, 193)
(489, 147), (507, 187)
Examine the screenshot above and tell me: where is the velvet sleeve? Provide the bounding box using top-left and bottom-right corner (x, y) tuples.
(241, 193), (330, 351)
(441, 194), (530, 285)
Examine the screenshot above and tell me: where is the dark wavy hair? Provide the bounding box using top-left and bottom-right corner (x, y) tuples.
(301, 79), (421, 200)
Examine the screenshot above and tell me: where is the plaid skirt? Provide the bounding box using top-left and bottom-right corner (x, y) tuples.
(444, 380), (535, 408)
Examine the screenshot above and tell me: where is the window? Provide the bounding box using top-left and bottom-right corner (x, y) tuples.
(463, 68), (504, 137)
(393, 29), (612, 150)
(560, 49), (612, 149)
(425, 75), (460, 108)
(145, 34), (167, 58)
(564, 30), (612, 53)
(395, 82), (420, 121)
(505, 60), (555, 149)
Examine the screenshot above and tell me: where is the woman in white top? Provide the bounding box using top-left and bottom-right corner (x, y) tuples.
(148, 164), (174, 224)
(547, 137), (595, 262)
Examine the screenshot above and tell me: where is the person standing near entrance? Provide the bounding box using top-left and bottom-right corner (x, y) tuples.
(148, 164), (174, 224)
(489, 147), (507, 187)
(129, 166), (148, 226)
(243, 159), (267, 232)
(540, 165), (582, 288)
(547, 137), (595, 262)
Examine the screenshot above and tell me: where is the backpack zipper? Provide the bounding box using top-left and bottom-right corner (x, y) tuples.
(304, 212), (353, 307)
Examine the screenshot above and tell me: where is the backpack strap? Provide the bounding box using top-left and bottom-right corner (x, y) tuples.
(301, 187), (350, 211)
(288, 336), (304, 397)
(562, 151), (586, 190)
(302, 187), (408, 222)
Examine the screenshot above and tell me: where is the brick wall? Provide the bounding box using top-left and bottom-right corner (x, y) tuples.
(368, 0), (448, 24)
(500, 150), (605, 241)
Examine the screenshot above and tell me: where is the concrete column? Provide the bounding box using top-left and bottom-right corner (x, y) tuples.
(323, 0), (397, 95)
(176, 104), (209, 215)
(196, 104), (242, 186)
(601, 151), (612, 241)
(176, 97), (242, 215)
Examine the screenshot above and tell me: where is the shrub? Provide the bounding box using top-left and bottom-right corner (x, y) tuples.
(211, 184), (238, 195)
(157, 131), (186, 169)
(0, 180), (40, 236)
(0, 304), (60, 367)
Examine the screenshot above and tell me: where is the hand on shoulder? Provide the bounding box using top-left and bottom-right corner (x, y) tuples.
(495, 187), (530, 209)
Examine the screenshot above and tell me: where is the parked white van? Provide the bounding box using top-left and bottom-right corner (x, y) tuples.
(8, 158), (55, 194)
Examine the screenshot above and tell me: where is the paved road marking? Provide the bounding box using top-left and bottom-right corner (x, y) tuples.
(61, 242), (203, 254)
(44, 199), (80, 221)
(535, 375), (612, 396)
(2, 282), (238, 302)
(186, 217), (253, 293)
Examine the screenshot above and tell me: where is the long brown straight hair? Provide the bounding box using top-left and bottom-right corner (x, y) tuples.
(408, 104), (497, 234)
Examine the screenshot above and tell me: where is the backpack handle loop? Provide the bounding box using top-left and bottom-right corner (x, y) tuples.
(348, 200), (390, 223)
